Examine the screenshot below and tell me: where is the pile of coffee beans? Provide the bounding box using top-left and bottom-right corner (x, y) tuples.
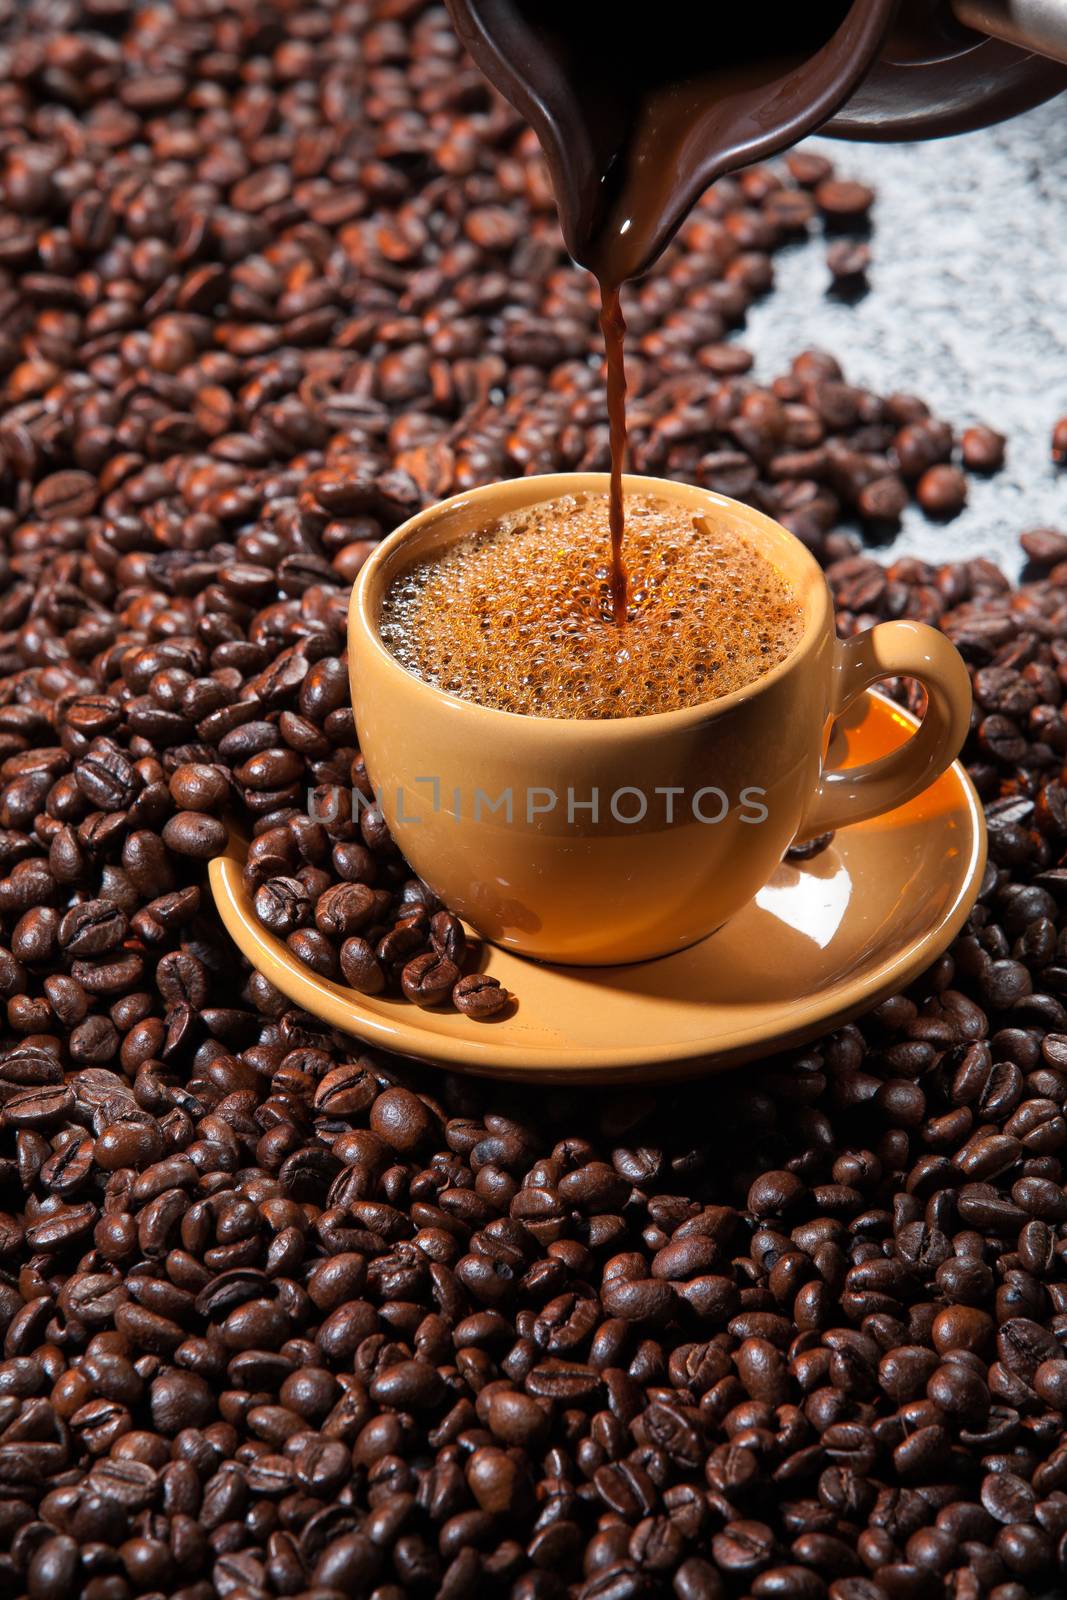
(0, 3), (1065, 1599)
(243, 781), (510, 1015)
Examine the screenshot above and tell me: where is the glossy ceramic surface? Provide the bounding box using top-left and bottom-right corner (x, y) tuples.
(210, 690), (986, 1084)
(827, 0), (1067, 140)
(445, 0), (899, 280)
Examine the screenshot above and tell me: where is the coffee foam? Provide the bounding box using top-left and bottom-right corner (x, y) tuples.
(378, 491), (804, 719)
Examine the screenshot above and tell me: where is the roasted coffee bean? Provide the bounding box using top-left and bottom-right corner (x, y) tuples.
(1021, 526), (1067, 567)
(401, 952), (461, 1007)
(815, 178), (875, 219)
(827, 239), (871, 284)
(916, 463), (968, 517)
(370, 1087), (437, 1152)
(57, 900), (127, 957)
(453, 973), (510, 1017)
(962, 425), (1006, 473)
(858, 475), (908, 523)
(253, 876), (313, 936)
(168, 763), (229, 812)
(1052, 416), (1067, 466)
(339, 937), (386, 995)
(161, 812), (228, 860)
(11, 909), (59, 967)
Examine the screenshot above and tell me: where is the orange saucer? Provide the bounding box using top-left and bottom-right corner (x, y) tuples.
(209, 691), (986, 1084)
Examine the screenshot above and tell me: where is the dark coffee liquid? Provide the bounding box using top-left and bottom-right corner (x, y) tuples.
(599, 285), (628, 626)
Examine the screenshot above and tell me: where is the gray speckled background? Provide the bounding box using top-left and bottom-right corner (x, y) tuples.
(744, 96), (1067, 576)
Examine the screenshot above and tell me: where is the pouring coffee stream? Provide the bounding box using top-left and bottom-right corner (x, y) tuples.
(445, 0), (1067, 618)
(599, 286), (628, 626)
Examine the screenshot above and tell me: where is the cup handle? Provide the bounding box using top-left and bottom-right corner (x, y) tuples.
(796, 620), (972, 842)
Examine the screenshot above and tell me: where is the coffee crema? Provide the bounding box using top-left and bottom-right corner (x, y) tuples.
(378, 491), (804, 720)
